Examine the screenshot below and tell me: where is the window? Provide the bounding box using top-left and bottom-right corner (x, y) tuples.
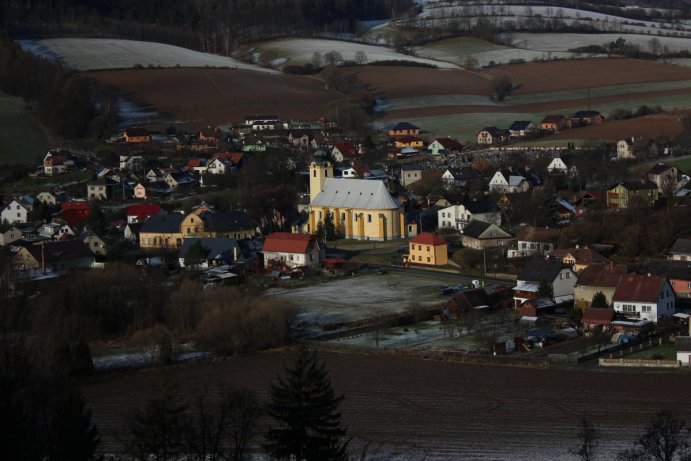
(426, 246), (430, 252)
(559, 273), (563, 280)
(313, 170), (316, 177)
(642, 306), (652, 313)
(290, 255), (294, 261)
(367, 214), (372, 223)
(622, 305), (636, 313)
(418, 256), (422, 261)
(318, 211), (322, 219)
(418, 245), (422, 251)
(566, 272), (570, 278)
(427, 257), (431, 262)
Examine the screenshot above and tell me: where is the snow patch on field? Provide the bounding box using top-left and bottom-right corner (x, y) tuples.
(18, 38), (278, 72)
(513, 32), (691, 53)
(260, 38), (458, 68)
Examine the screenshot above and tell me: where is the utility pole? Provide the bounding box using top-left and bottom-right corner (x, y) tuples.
(483, 248), (487, 277)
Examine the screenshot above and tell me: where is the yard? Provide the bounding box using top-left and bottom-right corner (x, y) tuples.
(0, 95), (49, 165)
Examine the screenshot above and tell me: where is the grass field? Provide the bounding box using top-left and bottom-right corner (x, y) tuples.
(0, 95), (49, 165)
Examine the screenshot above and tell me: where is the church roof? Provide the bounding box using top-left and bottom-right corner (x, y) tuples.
(311, 178), (400, 210)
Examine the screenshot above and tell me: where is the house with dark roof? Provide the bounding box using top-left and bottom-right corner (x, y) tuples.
(407, 232), (448, 266)
(12, 240), (95, 272)
(178, 237), (244, 269)
(477, 127), (509, 145)
(438, 198), (500, 231)
(646, 162), (677, 192)
(507, 226), (561, 258)
(427, 137), (462, 155)
(81, 227), (108, 256)
(139, 213), (186, 249)
(460, 220), (513, 250)
(400, 164), (423, 187)
(180, 209), (256, 240)
(668, 238), (691, 261)
(676, 336), (691, 366)
(550, 247), (610, 273)
(616, 136), (658, 159)
(636, 259), (691, 307)
(581, 307), (616, 331)
(488, 169), (529, 193)
(508, 121), (537, 138)
(388, 122), (420, 137)
(612, 274), (675, 323)
(606, 181), (658, 208)
(262, 232), (324, 271)
(513, 258), (576, 307)
(440, 167), (481, 191)
(331, 142), (358, 162)
(571, 110), (605, 126)
(574, 263), (627, 309)
(0, 224), (23, 247)
(540, 114), (569, 132)
(443, 288), (492, 319)
(123, 128), (151, 143)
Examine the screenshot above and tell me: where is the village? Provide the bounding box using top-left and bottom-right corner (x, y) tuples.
(2, 108), (691, 369)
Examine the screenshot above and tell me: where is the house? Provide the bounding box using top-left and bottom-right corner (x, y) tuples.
(341, 167), (357, 178)
(305, 161), (408, 241)
(146, 169), (166, 183)
(676, 336), (691, 366)
(198, 129), (219, 143)
(36, 191), (67, 206)
(400, 164), (423, 187)
(43, 150), (75, 175)
(127, 203), (163, 224)
(242, 136), (267, 152)
(331, 142), (358, 162)
(612, 274), (675, 323)
(443, 288), (492, 319)
(123, 128), (151, 144)
(574, 263), (627, 309)
(441, 167), (482, 191)
(616, 136), (658, 159)
(119, 154), (146, 171)
(606, 181), (659, 208)
(550, 247), (610, 273)
(245, 114), (280, 126)
(139, 213), (186, 249)
(477, 127), (509, 145)
(288, 129), (321, 149)
(513, 258), (577, 308)
(438, 198), (500, 231)
(540, 114), (569, 132)
(133, 183), (147, 199)
(427, 138), (462, 156)
(12, 240), (95, 272)
(87, 178), (110, 201)
(636, 259), (691, 306)
(1, 198), (32, 224)
(81, 228), (107, 256)
(60, 200), (90, 226)
(178, 237), (244, 269)
(180, 209), (256, 240)
(124, 222), (142, 243)
(388, 122), (420, 137)
(205, 157), (235, 175)
(546, 157), (577, 176)
(459, 220), (513, 250)
(262, 232), (324, 271)
(508, 121), (537, 138)
(407, 232), (448, 266)
(580, 308), (616, 331)
(668, 238), (691, 261)
(507, 227), (560, 259)
(571, 110), (605, 126)
(488, 170), (529, 194)
(38, 221), (75, 240)
(394, 136), (424, 149)
(0, 224), (22, 246)
(165, 171), (195, 190)
(646, 163), (677, 192)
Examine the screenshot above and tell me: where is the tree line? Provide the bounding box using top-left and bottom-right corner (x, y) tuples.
(2, 0), (414, 55)
(0, 33), (118, 139)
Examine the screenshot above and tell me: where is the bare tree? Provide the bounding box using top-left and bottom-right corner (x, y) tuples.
(571, 417), (599, 461)
(649, 37), (662, 56)
(462, 54), (479, 70)
(617, 411), (691, 461)
(660, 173), (678, 212)
(354, 50), (368, 65)
(324, 50), (343, 66)
(311, 51), (322, 69)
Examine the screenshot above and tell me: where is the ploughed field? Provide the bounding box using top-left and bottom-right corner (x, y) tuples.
(84, 349), (691, 460)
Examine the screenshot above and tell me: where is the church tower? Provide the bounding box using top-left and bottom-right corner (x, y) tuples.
(309, 155), (333, 202)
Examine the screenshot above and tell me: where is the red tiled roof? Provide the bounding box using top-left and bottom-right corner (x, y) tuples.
(127, 203), (162, 218)
(263, 232), (317, 254)
(334, 142), (357, 157)
(581, 308), (615, 325)
(409, 232), (447, 246)
(213, 152), (244, 165)
(577, 264), (627, 288)
(187, 159), (202, 169)
(550, 248), (609, 265)
(434, 138), (463, 149)
(613, 274), (667, 303)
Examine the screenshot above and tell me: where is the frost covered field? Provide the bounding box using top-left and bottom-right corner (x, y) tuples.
(513, 32), (691, 53)
(258, 37), (458, 68)
(19, 38), (275, 72)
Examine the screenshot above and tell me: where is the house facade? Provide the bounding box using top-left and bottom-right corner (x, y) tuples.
(460, 220), (513, 250)
(12, 240), (95, 272)
(305, 162), (407, 241)
(441, 167), (481, 191)
(646, 163), (677, 192)
(123, 128), (151, 143)
(488, 170), (529, 193)
(407, 232), (448, 266)
(508, 121), (537, 138)
(388, 122), (420, 137)
(0, 225), (22, 246)
(438, 199), (500, 231)
(669, 238), (691, 261)
(262, 232), (324, 271)
(513, 259), (577, 307)
(612, 274), (675, 323)
(507, 227), (560, 259)
(331, 142), (357, 162)
(477, 127), (508, 145)
(606, 181), (658, 208)
(574, 264), (627, 309)
(400, 164), (423, 187)
(540, 114), (569, 132)
(1, 198), (32, 224)
(427, 138), (462, 156)
(87, 178), (109, 200)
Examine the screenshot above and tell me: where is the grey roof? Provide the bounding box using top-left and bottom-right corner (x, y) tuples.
(647, 163), (674, 175)
(401, 164), (422, 171)
(178, 238), (242, 263)
(462, 220), (511, 240)
(140, 213), (184, 233)
(311, 178), (400, 210)
(517, 259), (569, 283)
(391, 122), (419, 130)
(447, 167), (481, 181)
(202, 211), (255, 232)
(669, 238), (691, 255)
(463, 197), (493, 214)
(509, 121), (534, 131)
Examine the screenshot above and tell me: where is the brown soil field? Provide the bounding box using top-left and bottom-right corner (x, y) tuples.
(346, 66), (491, 98)
(84, 349), (691, 460)
(87, 68), (342, 129)
(549, 111), (690, 141)
(483, 58), (691, 95)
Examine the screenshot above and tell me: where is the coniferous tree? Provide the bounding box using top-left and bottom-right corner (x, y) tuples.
(537, 278), (554, 299)
(591, 291), (608, 309)
(264, 346), (348, 461)
(47, 380), (101, 461)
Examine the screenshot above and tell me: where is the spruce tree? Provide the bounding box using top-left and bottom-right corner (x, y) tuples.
(264, 346), (348, 461)
(591, 291), (608, 309)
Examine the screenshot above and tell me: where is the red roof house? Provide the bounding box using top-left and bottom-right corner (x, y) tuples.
(126, 203), (162, 224)
(60, 200), (91, 226)
(213, 152), (244, 167)
(408, 232), (448, 266)
(262, 232), (324, 271)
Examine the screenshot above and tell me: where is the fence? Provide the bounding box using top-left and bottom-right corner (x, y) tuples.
(599, 358), (679, 368)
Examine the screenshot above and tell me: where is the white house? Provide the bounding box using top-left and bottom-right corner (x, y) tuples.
(341, 167), (357, 178)
(507, 227), (561, 259)
(1, 198), (32, 224)
(262, 232), (324, 271)
(441, 167), (481, 190)
(438, 198), (501, 231)
(400, 164), (423, 187)
(612, 274), (676, 323)
(513, 259), (577, 308)
(427, 138), (462, 155)
(546, 157), (577, 176)
(205, 158), (234, 175)
(489, 170), (530, 193)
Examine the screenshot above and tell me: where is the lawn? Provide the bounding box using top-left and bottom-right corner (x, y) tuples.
(625, 344), (677, 361)
(0, 95), (49, 165)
